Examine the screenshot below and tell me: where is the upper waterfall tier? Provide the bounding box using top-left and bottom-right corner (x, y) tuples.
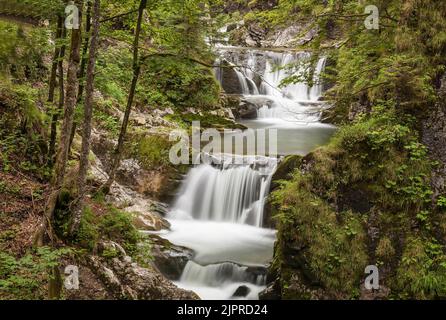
(215, 48), (326, 102)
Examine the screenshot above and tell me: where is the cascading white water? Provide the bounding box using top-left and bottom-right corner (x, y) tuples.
(160, 46), (335, 300)
(171, 156), (277, 227)
(217, 48), (327, 122)
(164, 156), (277, 300)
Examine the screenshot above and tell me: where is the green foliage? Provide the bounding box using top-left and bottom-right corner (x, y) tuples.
(129, 134), (173, 170)
(437, 196), (446, 211)
(396, 238), (446, 299)
(54, 193), (141, 256)
(95, 46), (132, 106)
(74, 207), (100, 251)
(98, 207), (141, 255)
(0, 247), (72, 300)
(272, 176), (368, 297)
(0, 0), (65, 21)
(0, 21), (50, 81)
(140, 56), (220, 111)
(67, 204), (141, 256)
(93, 104), (120, 137)
(272, 100), (443, 298)
(0, 80), (49, 177)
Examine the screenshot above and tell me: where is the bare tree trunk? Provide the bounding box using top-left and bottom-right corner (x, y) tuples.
(101, 0), (147, 194)
(48, 15), (63, 104)
(34, 2), (83, 247)
(77, 0), (92, 102)
(67, 0), (93, 156)
(70, 0), (101, 235)
(48, 25), (67, 166)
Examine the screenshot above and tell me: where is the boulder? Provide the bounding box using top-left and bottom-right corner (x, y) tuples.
(238, 100), (259, 119)
(150, 235), (194, 281)
(132, 211), (170, 232)
(232, 285), (251, 298)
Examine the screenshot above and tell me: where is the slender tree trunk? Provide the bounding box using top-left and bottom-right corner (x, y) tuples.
(70, 0), (101, 234)
(77, 0), (92, 102)
(48, 15), (63, 103)
(48, 26), (67, 165)
(34, 2), (83, 246)
(102, 0), (147, 194)
(67, 0), (93, 155)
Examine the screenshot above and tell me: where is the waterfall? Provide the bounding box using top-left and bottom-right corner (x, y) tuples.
(160, 48), (334, 300)
(217, 48), (327, 122)
(235, 69), (251, 95)
(163, 155), (277, 300)
(171, 156), (277, 228)
(180, 261), (266, 287)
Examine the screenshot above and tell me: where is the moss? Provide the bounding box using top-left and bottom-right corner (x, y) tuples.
(98, 207), (141, 256)
(273, 179), (368, 297)
(165, 112), (245, 130)
(375, 237), (396, 265)
(129, 134), (174, 171)
(272, 103), (445, 299)
(74, 207), (100, 251)
(395, 237), (446, 299)
(54, 192), (142, 256)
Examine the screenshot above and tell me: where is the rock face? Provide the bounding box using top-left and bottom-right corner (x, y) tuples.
(228, 18), (318, 49)
(89, 130), (182, 203)
(422, 73), (446, 197)
(86, 241), (199, 300)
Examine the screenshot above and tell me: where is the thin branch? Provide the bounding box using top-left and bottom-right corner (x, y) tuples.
(100, 9), (138, 23)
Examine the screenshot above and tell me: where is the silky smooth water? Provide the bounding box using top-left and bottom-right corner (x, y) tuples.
(160, 48), (335, 300)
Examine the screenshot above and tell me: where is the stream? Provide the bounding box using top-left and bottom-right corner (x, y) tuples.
(159, 47), (336, 300)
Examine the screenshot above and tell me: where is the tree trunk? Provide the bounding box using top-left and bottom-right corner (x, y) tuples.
(67, 0), (93, 156)
(70, 0), (101, 234)
(48, 25), (67, 166)
(102, 0), (147, 194)
(77, 0), (92, 102)
(48, 15), (63, 104)
(34, 1), (83, 247)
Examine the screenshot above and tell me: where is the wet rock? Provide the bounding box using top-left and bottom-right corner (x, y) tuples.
(232, 285), (251, 298)
(149, 235), (194, 281)
(236, 96), (275, 120)
(219, 60), (243, 94)
(259, 281), (281, 300)
(238, 100), (258, 119)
